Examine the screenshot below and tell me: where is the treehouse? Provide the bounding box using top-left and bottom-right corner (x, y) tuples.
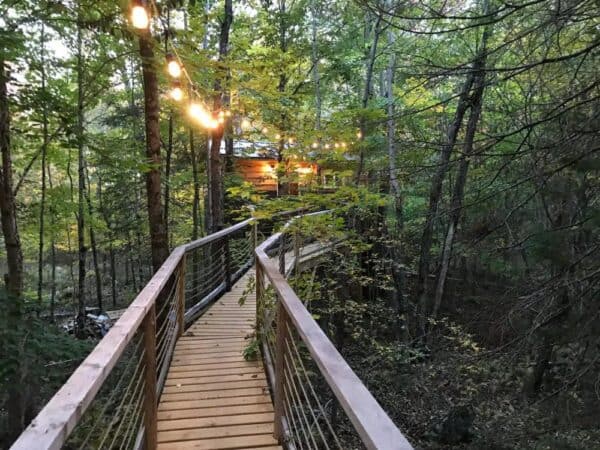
(224, 140), (319, 195)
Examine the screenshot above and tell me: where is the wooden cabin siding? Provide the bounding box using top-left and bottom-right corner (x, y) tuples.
(235, 158), (317, 193)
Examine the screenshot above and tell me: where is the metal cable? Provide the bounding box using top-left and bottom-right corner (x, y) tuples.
(76, 336), (143, 449)
(287, 334), (343, 448)
(282, 350), (321, 449)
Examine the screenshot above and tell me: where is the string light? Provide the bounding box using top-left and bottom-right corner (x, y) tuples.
(262, 127), (268, 134)
(288, 137), (295, 144)
(241, 119), (251, 129)
(324, 143), (330, 149)
(356, 131), (363, 139)
(275, 133), (281, 140)
(169, 85), (184, 101)
(189, 103), (218, 129)
(311, 142), (319, 149)
(130, 0), (150, 29)
(166, 53), (182, 78)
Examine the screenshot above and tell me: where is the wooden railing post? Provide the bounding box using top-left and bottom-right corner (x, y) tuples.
(253, 220), (258, 256)
(273, 298), (288, 442)
(176, 255), (186, 337)
(142, 304), (158, 450)
(255, 261), (264, 333)
(278, 234), (285, 275)
(293, 231), (300, 275)
(224, 236), (232, 291)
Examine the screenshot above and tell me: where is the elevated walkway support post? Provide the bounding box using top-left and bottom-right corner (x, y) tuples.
(142, 304), (158, 450)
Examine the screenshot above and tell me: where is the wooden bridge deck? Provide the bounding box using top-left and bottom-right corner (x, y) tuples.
(157, 270), (281, 450)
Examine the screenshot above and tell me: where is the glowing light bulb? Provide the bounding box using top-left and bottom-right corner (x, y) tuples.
(131, 4), (149, 29)
(341, 142), (347, 148)
(275, 133), (281, 140)
(189, 103), (218, 129)
(324, 144), (330, 149)
(288, 137), (295, 144)
(170, 86), (184, 101)
(311, 142), (318, 149)
(167, 60), (182, 78)
(241, 119), (251, 129)
(357, 131), (363, 139)
(334, 142), (339, 148)
(262, 127), (268, 134)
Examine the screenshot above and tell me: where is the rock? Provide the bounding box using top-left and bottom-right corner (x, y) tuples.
(434, 404), (475, 445)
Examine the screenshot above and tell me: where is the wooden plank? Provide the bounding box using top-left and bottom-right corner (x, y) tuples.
(157, 412), (274, 432)
(169, 361), (260, 372)
(158, 423), (273, 444)
(162, 379), (267, 395)
(158, 394), (271, 412)
(160, 387), (268, 403)
(157, 434), (278, 450)
(158, 403), (273, 421)
(167, 366), (263, 379)
(171, 356), (252, 366)
(164, 372), (265, 386)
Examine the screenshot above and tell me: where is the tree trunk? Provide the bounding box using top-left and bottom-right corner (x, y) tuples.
(138, 31), (169, 271)
(76, 16), (87, 338)
(384, 7), (407, 340)
(207, 0), (233, 233)
(0, 56), (27, 442)
(430, 12), (492, 327)
(415, 66), (477, 335)
(84, 168), (103, 311)
(355, 13), (382, 183)
(37, 24), (49, 311)
(311, 0), (321, 131)
(164, 114), (173, 247)
(190, 130), (201, 241)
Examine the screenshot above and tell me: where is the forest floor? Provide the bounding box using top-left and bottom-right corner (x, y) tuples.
(343, 283), (600, 450)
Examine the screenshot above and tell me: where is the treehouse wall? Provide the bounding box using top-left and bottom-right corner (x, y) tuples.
(235, 158), (317, 194)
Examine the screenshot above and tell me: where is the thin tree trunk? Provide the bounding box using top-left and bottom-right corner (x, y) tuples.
(37, 24), (49, 311)
(85, 167), (103, 311)
(138, 30), (169, 272)
(48, 166), (57, 320)
(415, 66), (477, 335)
(164, 115), (173, 247)
(110, 246), (117, 308)
(430, 9), (492, 327)
(355, 13), (382, 183)
(276, 0), (289, 196)
(208, 0), (233, 233)
(190, 129), (201, 241)
(384, 7), (407, 339)
(311, 0), (321, 131)
(76, 14), (87, 338)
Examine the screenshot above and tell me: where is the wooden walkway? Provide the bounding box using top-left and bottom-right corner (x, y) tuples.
(157, 270), (281, 450)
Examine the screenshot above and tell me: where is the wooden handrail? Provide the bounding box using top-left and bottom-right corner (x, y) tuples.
(256, 226), (414, 450)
